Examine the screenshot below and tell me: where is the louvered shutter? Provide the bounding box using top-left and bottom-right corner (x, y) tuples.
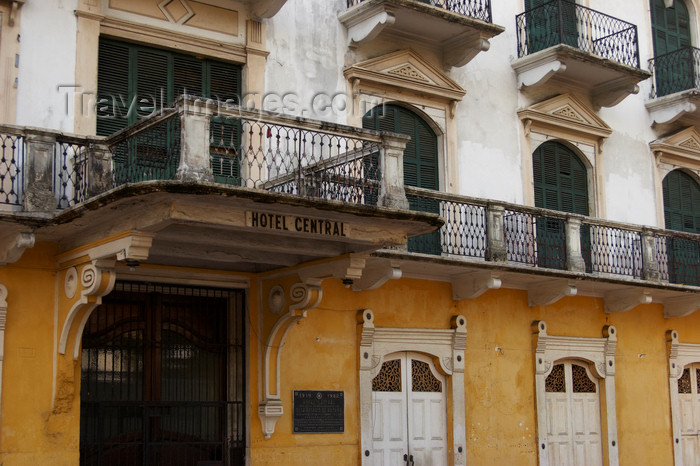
(533, 142), (589, 215)
(209, 60), (242, 104)
(97, 40), (131, 136)
(174, 54), (204, 99)
(663, 170), (700, 233)
(136, 49), (170, 119)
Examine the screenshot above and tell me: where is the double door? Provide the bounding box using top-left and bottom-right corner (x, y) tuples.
(678, 364), (700, 463)
(371, 353), (448, 465)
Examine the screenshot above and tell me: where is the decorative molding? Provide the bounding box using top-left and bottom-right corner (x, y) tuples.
(64, 267), (78, 299)
(57, 231), (155, 266)
(528, 280), (577, 307)
(552, 105), (585, 122)
(650, 126), (700, 172)
(344, 49), (466, 103)
(451, 271), (501, 300)
(0, 230), (35, 266)
(604, 289), (652, 314)
(258, 278), (323, 440)
(359, 310), (467, 465)
(667, 330), (700, 464)
(268, 285), (285, 315)
(534, 321), (619, 466)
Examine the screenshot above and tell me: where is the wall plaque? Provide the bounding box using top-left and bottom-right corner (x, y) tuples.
(293, 390), (344, 434)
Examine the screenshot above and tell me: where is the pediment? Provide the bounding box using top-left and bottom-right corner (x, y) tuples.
(518, 94), (612, 140)
(344, 50), (466, 102)
(650, 126), (700, 169)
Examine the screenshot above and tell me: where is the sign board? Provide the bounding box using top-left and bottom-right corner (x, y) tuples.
(246, 211), (348, 237)
(293, 390), (344, 433)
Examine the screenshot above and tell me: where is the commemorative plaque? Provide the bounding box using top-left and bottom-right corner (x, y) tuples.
(293, 390), (344, 433)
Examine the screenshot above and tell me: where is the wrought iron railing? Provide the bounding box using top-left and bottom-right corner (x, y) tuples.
(399, 189), (699, 286)
(55, 137), (90, 209)
(516, 0), (641, 68)
(648, 46), (700, 98)
(405, 187), (487, 257)
(109, 112), (182, 186)
(0, 128), (24, 207)
(583, 223), (643, 278)
(346, 0), (492, 23)
(209, 110), (382, 205)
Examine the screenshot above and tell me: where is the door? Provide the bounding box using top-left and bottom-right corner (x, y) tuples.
(663, 170), (700, 286)
(544, 362), (603, 466)
(363, 105), (441, 255)
(371, 353), (448, 466)
(525, 0), (578, 54)
(650, 0), (693, 96)
(678, 364), (700, 462)
(533, 141), (589, 270)
(79, 282), (246, 466)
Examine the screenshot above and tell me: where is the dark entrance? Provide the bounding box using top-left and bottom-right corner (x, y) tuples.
(79, 282), (246, 466)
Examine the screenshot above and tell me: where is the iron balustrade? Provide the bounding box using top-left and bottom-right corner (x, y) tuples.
(504, 209), (568, 269)
(346, 0), (492, 23)
(516, 0), (641, 68)
(583, 223), (643, 278)
(655, 232), (700, 286)
(209, 111), (382, 206)
(55, 137), (89, 209)
(0, 129), (24, 206)
(648, 46), (700, 98)
(405, 187), (487, 257)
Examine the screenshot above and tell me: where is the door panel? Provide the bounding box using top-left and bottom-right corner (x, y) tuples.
(372, 353), (448, 465)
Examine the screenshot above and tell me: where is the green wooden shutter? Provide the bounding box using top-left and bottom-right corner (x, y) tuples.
(662, 170), (700, 285)
(96, 40), (131, 136)
(533, 141), (589, 270)
(651, 0), (693, 95)
(525, 0), (578, 53)
(362, 104), (440, 254)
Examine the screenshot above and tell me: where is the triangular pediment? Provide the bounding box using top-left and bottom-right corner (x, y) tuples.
(344, 50), (466, 102)
(518, 94), (612, 140)
(650, 127), (700, 169)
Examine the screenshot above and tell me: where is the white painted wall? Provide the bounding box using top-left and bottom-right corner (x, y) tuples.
(16, 0), (78, 132)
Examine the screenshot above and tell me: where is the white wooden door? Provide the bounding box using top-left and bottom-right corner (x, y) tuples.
(545, 362), (603, 466)
(372, 353), (448, 466)
(678, 364), (700, 463)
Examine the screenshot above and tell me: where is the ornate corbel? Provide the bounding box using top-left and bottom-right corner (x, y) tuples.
(58, 260), (117, 359)
(0, 230), (35, 265)
(258, 278), (323, 439)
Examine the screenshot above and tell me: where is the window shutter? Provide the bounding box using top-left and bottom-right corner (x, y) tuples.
(209, 60), (241, 104)
(663, 170), (700, 233)
(174, 54), (204, 99)
(97, 40), (131, 136)
(533, 141), (589, 215)
(136, 49), (169, 119)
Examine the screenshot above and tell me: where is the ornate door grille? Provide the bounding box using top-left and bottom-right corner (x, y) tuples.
(79, 282), (246, 466)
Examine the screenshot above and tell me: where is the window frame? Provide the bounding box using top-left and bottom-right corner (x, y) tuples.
(534, 320), (619, 466)
(667, 329), (700, 465)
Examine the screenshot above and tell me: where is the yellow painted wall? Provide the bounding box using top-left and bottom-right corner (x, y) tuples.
(0, 253), (695, 465)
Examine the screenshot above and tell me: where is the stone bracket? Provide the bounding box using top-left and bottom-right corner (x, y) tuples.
(353, 260), (401, 291)
(443, 32), (490, 69)
(528, 280), (577, 307)
(593, 79), (639, 109)
(451, 271), (501, 300)
(664, 295), (700, 318)
(0, 230), (35, 265)
(259, 279), (323, 440)
(251, 0), (288, 19)
(340, 3), (395, 44)
(298, 255), (367, 283)
(604, 289), (652, 314)
(646, 93), (699, 126)
(57, 231), (155, 266)
(516, 58), (567, 89)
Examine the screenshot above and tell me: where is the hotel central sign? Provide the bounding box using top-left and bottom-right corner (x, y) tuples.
(246, 211), (348, 237)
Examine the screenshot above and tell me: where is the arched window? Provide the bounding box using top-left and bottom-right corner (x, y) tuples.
(363, 104), (441, 254)
(533, 141), (589, 215)
(662, 170), (700, 285)
(650, 0), (693, 96)
(532, 141), (589, 269)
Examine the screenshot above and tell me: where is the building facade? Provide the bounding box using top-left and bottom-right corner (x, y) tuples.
(0, 0), (700, 464)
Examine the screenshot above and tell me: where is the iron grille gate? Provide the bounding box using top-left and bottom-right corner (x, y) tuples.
(80, 282), (246, 466)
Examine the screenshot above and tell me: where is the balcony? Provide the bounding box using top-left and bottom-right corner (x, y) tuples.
(339, 0), (504, 68)
(0, 96), (441, 272)
(512, 0), (650, 107)
(368, 187), (700, 317)
(647, 47), (700, 126)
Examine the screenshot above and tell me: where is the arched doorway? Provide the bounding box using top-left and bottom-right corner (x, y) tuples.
(79, 282), (246, 466)
(362, 104), (441, 254)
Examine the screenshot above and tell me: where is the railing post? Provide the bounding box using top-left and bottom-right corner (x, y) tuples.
(557, 0), (564, 45)
(23, 130), (58, 211)
(178, 99), (214, 182)
(85, 142), (114, 198)
(641, 228), (660, 282)
(378, 132), (410, 209)
(485, 204), (507, 262)
(565, 216), (586, 273)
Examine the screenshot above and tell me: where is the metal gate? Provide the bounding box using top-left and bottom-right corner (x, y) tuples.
(79, 282), (246, 466)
